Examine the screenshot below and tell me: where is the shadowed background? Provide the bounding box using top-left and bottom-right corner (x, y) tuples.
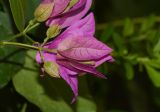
(0, 0), (160, 112)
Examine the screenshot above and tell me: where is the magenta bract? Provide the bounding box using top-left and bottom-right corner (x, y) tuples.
(36, 13), (113, 103)
(39, 0), (92, 28)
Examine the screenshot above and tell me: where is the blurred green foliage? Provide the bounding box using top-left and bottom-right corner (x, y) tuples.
(0, 0), (160, 112)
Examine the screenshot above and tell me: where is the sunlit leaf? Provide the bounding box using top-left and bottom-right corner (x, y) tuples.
(145, 65), (160, 87)
(77, 77), (97, 112)
(13, 50), (73, 112)
(77, 96), (96, 112)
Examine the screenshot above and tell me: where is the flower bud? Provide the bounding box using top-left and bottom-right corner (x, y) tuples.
(43, 61), (60, 78)
(46, 24), (61, 38)
(80, 61), (95, 66)
(64, 0), (78, 13)
(34, 3), (54, 22)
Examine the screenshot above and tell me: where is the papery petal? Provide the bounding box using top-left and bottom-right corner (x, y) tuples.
(58, 36), (112, 61)
(95, 55), (114, 67)
(48, 28), (84, 49)
(41, 0), (53, 4)
(46, 0), (87, 26)
(48, 14), (95, 49)
(68, 13), (95, 36)
(64, 67), (78, 76)
(70, 61), (107, 78)
(36, 52), (43, 63)
(59, 66), (78, 103)
(36, 52), (56, 63)
(46, 0), (92, 28)
(50, 0), (70, 17)
(62, 0), (86, 15)
(57, 56), (80, 74)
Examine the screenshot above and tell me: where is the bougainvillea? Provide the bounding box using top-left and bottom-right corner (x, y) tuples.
(0, 0), (113, 104)
(35, 0), (92, 28)
(1, 0), (160, 111)
(36, 13), (113, 102)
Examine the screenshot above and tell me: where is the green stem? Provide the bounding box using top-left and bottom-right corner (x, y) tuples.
(7, 19), (40, 42)
(0, 41), (57, 54)
(23, 19), (37, 33)
(41, 37), (49, 47)
(7, 33), (24, 41)
(24, 34), (36, 43)
(0, 41), (38, 50)
(26, 23), (40, 33)
(39, 48), (45, 62)
(38, 37), (51, 62)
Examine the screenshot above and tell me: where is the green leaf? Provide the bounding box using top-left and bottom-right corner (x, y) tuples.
(124, 63), (134, 80)
(0, 47), (25, 88)
(24, 0), (40, 21)
(0, 11), (12, 30)
(100, 25), (114, 42)
(145, 65), (160, 87)
(0, 26), (12, 40)
(0, 11), (13, 40)
(140, 15), (156, 33)
(146, 30), (158, 42)
(154, 38), (160, 56)
(13, 50), (73, 112)
(77, 77), (97, 112)
(146, 59), (160, 69)
(20, 103), (27, 112)
(113, 33), (124, 50)
(9, 0), (25, 31)
(77, 96), (96, 112)
(123, 18), (134, 37)
(113, 33), (127, 55)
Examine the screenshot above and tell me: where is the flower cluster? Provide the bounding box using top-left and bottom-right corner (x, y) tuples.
(35, 0), (113, 103)
(34, 0), (92, 28)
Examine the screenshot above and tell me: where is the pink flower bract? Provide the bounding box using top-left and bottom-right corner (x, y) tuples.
(36, 13), (113, 103)
(39, 0), (92, 28)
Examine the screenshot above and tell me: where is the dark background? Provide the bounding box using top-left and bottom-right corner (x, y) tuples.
(0, 0), (160, 112)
